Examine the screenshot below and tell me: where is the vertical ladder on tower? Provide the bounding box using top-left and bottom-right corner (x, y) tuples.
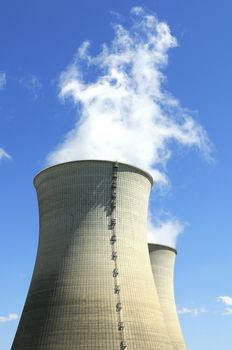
(109, 161), (127, 350)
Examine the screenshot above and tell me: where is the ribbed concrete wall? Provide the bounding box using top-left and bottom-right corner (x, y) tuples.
(12, 160), (172, 350)
(148, 243), (186, 350)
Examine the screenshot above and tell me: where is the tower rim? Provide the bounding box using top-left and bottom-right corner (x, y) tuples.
(33, 159), (153, 187)
(148, 243), (177, 255)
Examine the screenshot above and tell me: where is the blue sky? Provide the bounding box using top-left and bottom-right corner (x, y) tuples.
(0, 1), (232, 349)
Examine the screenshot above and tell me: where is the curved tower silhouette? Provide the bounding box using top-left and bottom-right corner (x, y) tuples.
(148, 243), (186, 350)
(12, 160), (172, 350)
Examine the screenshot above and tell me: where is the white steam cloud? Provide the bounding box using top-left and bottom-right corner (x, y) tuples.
(47, 7), (210, 182)
(47, 7), (211, 247)
(148, 214), (185, 247)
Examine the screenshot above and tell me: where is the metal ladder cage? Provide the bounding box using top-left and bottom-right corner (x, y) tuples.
(108, 162), (127, 349)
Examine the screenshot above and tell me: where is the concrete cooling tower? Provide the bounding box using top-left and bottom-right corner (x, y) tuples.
(12, 160), (173, 350)
(148, 243), (186, 350)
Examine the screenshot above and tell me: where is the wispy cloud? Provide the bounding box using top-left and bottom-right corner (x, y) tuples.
(109, 10), (124, 21)
(223, 308), (232, 315)
(217, 296), (232, 315)
(0, 313), (19, 323)
(0, 147), (11, 160)
(178, 307), (207, 317)
(19, 74), (42, 99)
(47, 7), (211, 185)
(148, 212), (185, 247)
(217, 296), (232, 306)
(0, 71), (6, 90)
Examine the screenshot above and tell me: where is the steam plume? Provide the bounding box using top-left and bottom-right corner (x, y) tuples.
(47, 7), (211, 246)
(148, 213), (185, 247)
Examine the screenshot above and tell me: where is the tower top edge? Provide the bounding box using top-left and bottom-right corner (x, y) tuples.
(33, 160), (153, 186)
(148, 243), (177, 255)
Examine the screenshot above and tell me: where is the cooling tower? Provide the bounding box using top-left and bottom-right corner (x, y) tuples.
(12, 160), (172, 350)
(148, 243), (186, 350)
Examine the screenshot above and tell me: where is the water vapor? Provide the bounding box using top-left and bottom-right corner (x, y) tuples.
(148, 213), (185, 247)
(48, 7), (210, 184)
(47, 7), (211, 247)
